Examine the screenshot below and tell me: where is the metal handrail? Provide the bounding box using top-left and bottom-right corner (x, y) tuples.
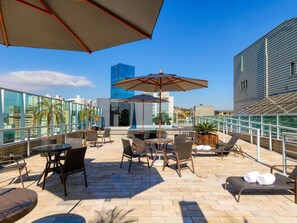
(0, 122), (86, 156)
(200, 116), (262, 161)
(281, 132), (297, 174)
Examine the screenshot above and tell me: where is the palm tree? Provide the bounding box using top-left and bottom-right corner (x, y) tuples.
(80, 106), (98, 129)
(34, 98), (64, 139)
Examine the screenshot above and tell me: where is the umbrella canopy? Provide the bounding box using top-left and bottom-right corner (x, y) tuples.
(113, 72), (208, 92)
(113, 71), (208, 139)
(123, 93), (168, 129)
(0, 0), (163, 53)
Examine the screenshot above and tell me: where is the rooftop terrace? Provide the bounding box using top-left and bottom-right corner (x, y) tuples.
(2, 133), (297, 223)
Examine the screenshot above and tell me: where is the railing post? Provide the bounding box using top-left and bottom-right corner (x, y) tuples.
(260, 115), (264, 137)
(257, 129), (261, 161)
(64, 124), (67, 143)
(269, 126), (272, 151)
(277, 115), (280, 140)
(238, 116), (241, 133)
(217, 121), (220, 132)
(223, 123), (226, 142)
(282, 134), (287, 174)
(249, 116), (252, 143)
(27, 128), (31, 157)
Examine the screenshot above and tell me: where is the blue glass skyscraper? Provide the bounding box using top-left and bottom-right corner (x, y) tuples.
(110, 63), (135, 99)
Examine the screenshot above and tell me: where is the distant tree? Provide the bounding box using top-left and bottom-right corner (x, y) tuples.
(80, 106), (99, 129)
(34, 98), (64, 139)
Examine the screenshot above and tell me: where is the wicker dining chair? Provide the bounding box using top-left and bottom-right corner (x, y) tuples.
(163, 141), (194, 177)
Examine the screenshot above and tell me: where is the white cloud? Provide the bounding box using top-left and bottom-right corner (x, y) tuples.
(0, 70), (95, 91)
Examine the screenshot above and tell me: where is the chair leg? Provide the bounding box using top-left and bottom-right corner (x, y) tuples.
(138, 157), (141, 164)
(61, 175), (67, 196)
(120, 153), (124, 168)
(24, 166), (30, 181)
(177, 161), (181, 177)
(191, 157), (195, 173)
(146, 155), (150, 168)
(128, 158), (132, 173)
(83, 167), (88, 187)
(18, 169), (25, 188)
(42, 170), (49, 190)
(237, 188), (245, 203)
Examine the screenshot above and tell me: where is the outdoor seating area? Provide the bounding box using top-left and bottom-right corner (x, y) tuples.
(1, 133), (297, 222)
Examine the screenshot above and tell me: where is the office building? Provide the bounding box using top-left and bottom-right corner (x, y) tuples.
(234, 18), (297, 114)
(96, 98), (153, 127)
(110, 63), (135, 99)
(152, 92), (174, 124)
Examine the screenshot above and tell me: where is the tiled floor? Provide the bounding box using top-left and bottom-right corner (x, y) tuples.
(2, 133), (297, 223)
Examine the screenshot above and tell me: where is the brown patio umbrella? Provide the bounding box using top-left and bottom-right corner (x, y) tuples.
(0, 0), (163, 53)
(113, 71), (208, 141)
(123, 93), (168, 130)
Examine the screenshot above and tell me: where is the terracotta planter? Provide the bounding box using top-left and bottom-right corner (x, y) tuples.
(195, 134), (218, 147)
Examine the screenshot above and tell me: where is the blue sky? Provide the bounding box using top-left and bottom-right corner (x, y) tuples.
(1, 0), (297, 110)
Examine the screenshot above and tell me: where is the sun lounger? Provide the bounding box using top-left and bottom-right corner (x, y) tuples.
(225, 165), (297, 203)
(193, 133), (242, 158)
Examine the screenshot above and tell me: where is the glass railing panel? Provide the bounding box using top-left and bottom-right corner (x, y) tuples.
(263, 115), (277, 137)
(3, 90), (22, 143)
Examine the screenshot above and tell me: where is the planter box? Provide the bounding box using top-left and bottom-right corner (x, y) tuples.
(196, 134), (218, 147)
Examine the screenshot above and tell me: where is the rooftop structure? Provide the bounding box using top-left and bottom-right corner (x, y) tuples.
(234, 18), (297, 114)
(110, 63), (135, 99)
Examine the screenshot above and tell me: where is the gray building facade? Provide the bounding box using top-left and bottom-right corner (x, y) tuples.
(234, 18), (297, 113)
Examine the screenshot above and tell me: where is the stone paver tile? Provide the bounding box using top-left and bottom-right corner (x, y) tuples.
(250, 210), (281, 217)
(226, 210), (253, 217)
(138, 216), (165, 223)
(201, 210), (228, 217)
(193, 216), (221, 223)
(243, 216), (277, 223)
(217, 216), (240, 223)
(210, 204), (236, 211)
(276, 210), (297, 217)
(272, 217), (297, 223)
(151, 210), (177, 217)
(150, 200), (173, 205)
(165, 216), (192, 223)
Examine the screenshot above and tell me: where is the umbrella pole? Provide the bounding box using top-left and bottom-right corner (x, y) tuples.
(159, 91), (162, 143)
(142, 101), (144, 130)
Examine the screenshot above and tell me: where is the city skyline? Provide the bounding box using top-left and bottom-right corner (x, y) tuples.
(1, 1), (297, 110)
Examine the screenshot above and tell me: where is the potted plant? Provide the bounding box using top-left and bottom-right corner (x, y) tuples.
(194, 122), (218, 147)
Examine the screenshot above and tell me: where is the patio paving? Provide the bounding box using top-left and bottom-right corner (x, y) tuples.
(1, 133), (297, 223)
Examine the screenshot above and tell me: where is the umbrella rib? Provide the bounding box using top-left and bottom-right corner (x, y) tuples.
(85, 0), (152, 40)
(163, 77), (186, 91)
(39, 0), (92, 54)
(0, 8), (8, 47)
(16, 0), (51, 14)
(176, 78), (208, 88)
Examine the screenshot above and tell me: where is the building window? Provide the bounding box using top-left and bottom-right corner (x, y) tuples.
(290, 62), (295, 75)
(240, 55), (244, 72)
(240, 80), (248, 91)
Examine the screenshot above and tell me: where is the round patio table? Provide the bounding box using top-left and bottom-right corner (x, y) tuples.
(0, 188), (37, 223)
(32, 144), (72, 187)
(145, 138), (173, 166)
